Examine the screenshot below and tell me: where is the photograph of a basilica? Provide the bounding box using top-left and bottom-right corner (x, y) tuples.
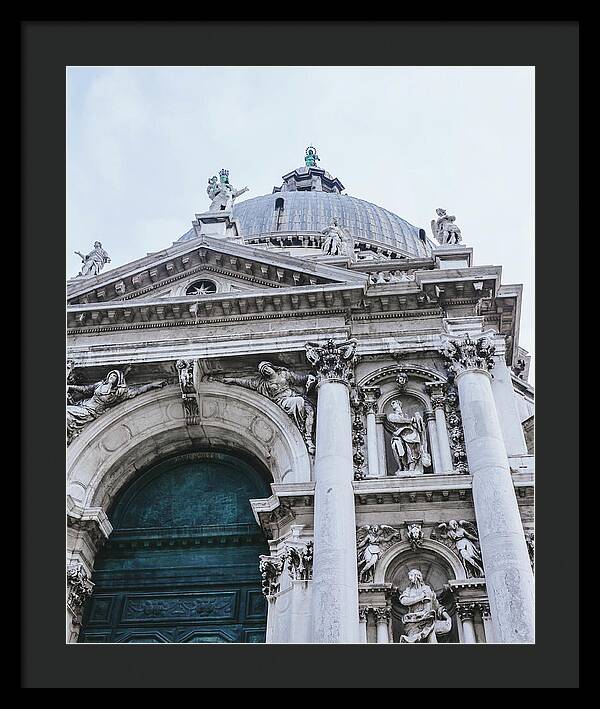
(66, 67), (535, 645)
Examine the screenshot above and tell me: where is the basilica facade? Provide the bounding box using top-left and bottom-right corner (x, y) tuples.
(66, 149), (535, 644)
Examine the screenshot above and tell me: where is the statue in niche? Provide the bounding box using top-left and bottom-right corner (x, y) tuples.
(212, 361), (316, 454)
(206, 169), (248, 212)
(397, 569), (452, 643)
(356, 524), (400, 583)
(74, 241), (111, 277)
(321, 218), (353, 257)
(436, 520), (485, 578)
(430, 208), (462, 245)
(67, 368), (168, 445)
(385, 399), (431, 475)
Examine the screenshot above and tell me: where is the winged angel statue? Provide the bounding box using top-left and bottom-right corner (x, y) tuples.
(356, 524), (400, 583)
(436, 520), (484, 578)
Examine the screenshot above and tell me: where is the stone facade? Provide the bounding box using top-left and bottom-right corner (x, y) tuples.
(67, 154), (534, 644)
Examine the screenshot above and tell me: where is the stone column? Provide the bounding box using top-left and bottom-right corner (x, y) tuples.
(490, 351), (528, 455)
(427, 383), (454, 473)
(441, 333), (535, 643)
(359, 607), (369, 643)
(457, 603), (477, 644)
(363, 387), (381, 478)
(305, 338), (360, 644)
(375, 607), (391, 644)
(478, 602), (495, 643)
(424, 411), (443, 473)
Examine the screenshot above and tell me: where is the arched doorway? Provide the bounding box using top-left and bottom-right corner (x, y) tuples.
(79, 450), (271, 643)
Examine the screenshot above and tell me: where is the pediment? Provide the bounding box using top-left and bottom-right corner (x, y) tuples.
(67, 234), (365, 306)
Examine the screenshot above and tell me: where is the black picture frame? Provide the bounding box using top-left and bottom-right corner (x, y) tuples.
(22, 21), (579, 688)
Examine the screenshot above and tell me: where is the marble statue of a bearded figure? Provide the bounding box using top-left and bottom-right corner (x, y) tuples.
(398, 569), (452, 644)
(67, 369), (168, 445)
(218, 362), (316, 454)
(386, 400), (431, 475)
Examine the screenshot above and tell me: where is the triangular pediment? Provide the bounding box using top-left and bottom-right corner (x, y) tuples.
(67, 234), (366, 306)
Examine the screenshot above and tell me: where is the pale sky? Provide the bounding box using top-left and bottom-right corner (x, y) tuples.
(67, 66), (534, 380)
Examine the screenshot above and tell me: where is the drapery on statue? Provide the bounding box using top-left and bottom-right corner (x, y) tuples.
(67, 368), (168, 445)
(398, 569), (452, 643)
(430, 208), (462, 245)
(206, 169), (249, 212)
(321, 217), (353, 257)
(74, 242), (111, 277)
(212, 361), (316, 454)
(385, 399), (431, 475)
(356, 524), (399, 583)
(436, 520), (484, 578)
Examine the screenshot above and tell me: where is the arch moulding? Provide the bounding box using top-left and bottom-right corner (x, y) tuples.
(67, 382), (311, 513)
(374, 538), (466, 585)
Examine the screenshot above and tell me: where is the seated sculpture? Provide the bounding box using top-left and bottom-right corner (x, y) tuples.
(398, 569), (452, 643)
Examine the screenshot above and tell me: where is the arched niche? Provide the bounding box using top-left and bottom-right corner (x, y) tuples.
(357, 363), (447, 391)
(379, 390), (434, 475)
(376, 540), (464, 644)
(67, 382), (311, 513)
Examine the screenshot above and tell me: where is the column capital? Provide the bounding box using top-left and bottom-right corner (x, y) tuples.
(456, 602), (477, 621)
(67, 560), (94, 621)
(305, 338), (358, 386)
(476, 601), (491, 618)
(374, 606), (391, 623)
(440, 332), (496, 378)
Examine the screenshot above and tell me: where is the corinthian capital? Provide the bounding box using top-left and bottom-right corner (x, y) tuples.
(440, 333), (496, 377)
(67, 560), (94, 617)
(305, 338), (357, 385)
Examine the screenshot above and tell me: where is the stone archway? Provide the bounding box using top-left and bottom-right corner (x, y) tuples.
(67, 382), (312, 512)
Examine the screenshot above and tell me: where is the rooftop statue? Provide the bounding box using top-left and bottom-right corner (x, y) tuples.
(321, 217), (353, 257)
(74, 242), (111, 277)
(398, 569), (452, 643)
(206, 169), (249, 212)
(431, 208), (462, 245)
(304, 145), (320, 167)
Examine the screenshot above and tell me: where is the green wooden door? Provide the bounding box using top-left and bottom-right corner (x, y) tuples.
(79, 451), (270, 643)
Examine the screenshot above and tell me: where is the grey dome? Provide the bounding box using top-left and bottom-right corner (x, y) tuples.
(179, 190), (432, 258)
(236, 192), (431, 258)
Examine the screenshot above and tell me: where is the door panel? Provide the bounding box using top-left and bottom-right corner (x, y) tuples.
(79, 451), (270, 643)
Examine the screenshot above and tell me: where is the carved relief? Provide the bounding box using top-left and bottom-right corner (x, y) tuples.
(285, 541), (314, 581)
(305, 338), (357, 385)
(125, 595), (234, 620)
(525, 531), (535, 571)
(433, 520), (484, 578)
(67, 561), (94, 620)
(445, 386), (469, 474)
(259, 554), (285, 598)
(213, 361), (316, 454)
(406, 522), (424, 550)
(67, 368), (168, 445)
(440, 333), (496, 378)
(175, 359), (199, 425)
(351, 390), (367, 480)
(357, 525), (400, 583)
